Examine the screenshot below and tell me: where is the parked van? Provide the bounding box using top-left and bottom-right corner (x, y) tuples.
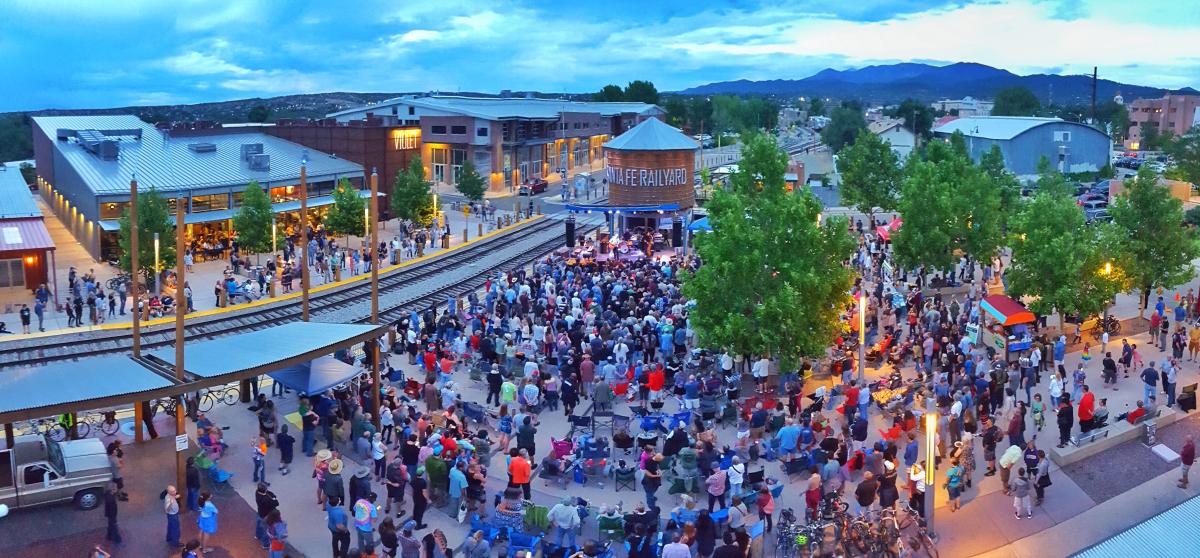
(0, 434), (113, 511)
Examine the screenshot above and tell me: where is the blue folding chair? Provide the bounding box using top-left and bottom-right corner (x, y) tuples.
(506, 530), (542, 558)
(670, 411), (692, 429)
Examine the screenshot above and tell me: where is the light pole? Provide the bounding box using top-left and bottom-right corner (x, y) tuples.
(1101, 262), (1113, 356)
(857, 293), (867, 383)
(153, 232), (160, 296)
(924, 396), (937, 538)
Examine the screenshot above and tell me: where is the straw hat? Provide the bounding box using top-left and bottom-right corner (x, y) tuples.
(316, 449), (332, 462)
(328, 459), (344, 475)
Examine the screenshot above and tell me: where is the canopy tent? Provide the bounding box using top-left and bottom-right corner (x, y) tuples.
(875, 218), (903, 241)
(0, 355), (177, 423)
(981, 295), (1036, 326)
(268, 356), (360, 395)
(147, 321), (385, 389)
(688, 217), (712, 232)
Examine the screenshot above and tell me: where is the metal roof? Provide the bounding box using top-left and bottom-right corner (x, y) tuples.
(1073, 495), (1200, 557)
(0, 164), (39, 219)
(932, 116), (1069, 140)
(147, 322), (380, 378)
(268, 356), (360, 395)
(95, 190), (371, 229)
(30, 115), (363, 196)
(603, 118), (699, 151)
(0, 355), (174, 417)
(0, 218), (54, 254)
(328, 95), (661, 120)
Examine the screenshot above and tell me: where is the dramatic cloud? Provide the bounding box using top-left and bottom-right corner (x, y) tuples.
(0, 0), (1195, 112)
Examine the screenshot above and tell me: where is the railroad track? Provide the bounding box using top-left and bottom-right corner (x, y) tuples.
(1, 217), (594, 366)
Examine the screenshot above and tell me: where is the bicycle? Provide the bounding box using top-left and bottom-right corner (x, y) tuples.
(21, 417), (70, 441)
(153, 398), (179, 418)
(196, 385), (240, 412)
(70, 410), (121, 438)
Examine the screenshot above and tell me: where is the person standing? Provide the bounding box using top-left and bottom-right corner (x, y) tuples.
(327, 497), (351, 558)
(252, 436), (268, 484)
(18, 303), (31, 334)
(548, 496), (581, 550)
(1141, 362), (1159, 409)
(185, 457), (201, 512)
(104, 484), (122, 546)
(265, 509), (288, 558)
(255, 482), (280, 550)
(508, 448), (532, 500)
(33, 299), (45, 332)
(353, 493), (379, 553)
(106, 441), (128, 501)
(1010, 468), (1033, 519)
(164, 485), (182, 548)
(1180, 436), (1196, 489)
(1034, 450), (1051, 506)
(384, 455), (407, 518)
(277, 424), (295, 475)
(1078, 385), (1095, 433)
(1056, 396), (1075, 449)
(197, 491), (218, 552)
(410, 467), (429, 530)
(1164, 358), (1178, 408)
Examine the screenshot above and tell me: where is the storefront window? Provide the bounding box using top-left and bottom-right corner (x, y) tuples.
(432, 148), (448, 183)
(451, 149), (466, 185)
(191, 193), (230, 212)
(99, 201), (128, 220)
(547, 145), (558, 174)
(231, 191), (244, 207)
(269, 185), (301, 203)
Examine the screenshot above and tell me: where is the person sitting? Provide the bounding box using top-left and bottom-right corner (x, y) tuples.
(1092, 398), (1110, 429)
(672, 494), (700, 525)
(1118, 400), (1147, 424)
(492, 486), (525, 532)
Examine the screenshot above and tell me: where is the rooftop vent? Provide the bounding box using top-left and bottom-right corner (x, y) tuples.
(240, 143), (264, 160)
(248, 153), (271, 171)
(187, 142), (217, 153)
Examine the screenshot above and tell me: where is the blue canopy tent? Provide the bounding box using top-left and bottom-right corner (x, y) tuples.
(688, 217), (712, 232)
(267, 356), (361, 395)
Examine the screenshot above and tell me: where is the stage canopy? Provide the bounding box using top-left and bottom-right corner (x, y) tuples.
(267, 356), (360, 395)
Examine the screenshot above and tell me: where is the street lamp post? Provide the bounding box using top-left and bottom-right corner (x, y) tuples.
(924, 396), (937, 538)
(153, 232), (160, 296)
(1101, 262), (1113, 356)
(858, 293), (867, 383)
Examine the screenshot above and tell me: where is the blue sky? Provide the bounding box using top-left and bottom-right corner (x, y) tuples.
(1, 0), (1198, 112)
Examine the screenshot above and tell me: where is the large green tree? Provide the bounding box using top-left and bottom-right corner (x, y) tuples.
(1138, 121), (1170, 151)
(1095, 100), (1130, 143)
(683, 134), (855, 368)
(1109, 165), (1200, 316)
(247, 105), (270, 123)
(978, 144), (1022, 232)
(809, 97), (826, 117)
(887, 98), (935, 139)
(992, 86), (1041, 116)
(1007, 169), (1127, 330)
(232, 181), (273, 259)
(324, 178), (366, 240)
(838, 131), (901, 217)
(594, 84), (624, 102)
(118, 187), (177, 283)
(822, 104), (867, 152)
(1165, 125), (1200, 184)
(623, 80), (659, 105)
(390, 156), (437, 227)
(456, 161), (486, 202)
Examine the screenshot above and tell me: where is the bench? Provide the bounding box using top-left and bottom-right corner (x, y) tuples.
(1072, 427), (1110, 447)
(1050, 407), (1178, 466)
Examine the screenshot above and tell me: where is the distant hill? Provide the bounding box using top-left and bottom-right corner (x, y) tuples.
(678, 62), (1198, 104)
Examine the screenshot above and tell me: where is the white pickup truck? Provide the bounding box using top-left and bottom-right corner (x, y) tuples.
(0, 434), (113, 511)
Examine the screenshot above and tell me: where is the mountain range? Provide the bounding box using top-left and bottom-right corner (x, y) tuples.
(678, 62), (1198, 104)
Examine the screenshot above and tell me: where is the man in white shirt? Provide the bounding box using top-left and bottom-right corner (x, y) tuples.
(753, 357), (770, 394)
(661, 534), (691, 558)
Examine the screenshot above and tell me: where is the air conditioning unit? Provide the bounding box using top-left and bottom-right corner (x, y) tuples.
(241, 143), (264, 160)
(248, 153), (271, 171)
(187, 142), (217, 153)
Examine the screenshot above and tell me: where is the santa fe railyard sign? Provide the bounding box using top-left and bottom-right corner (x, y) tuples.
(605, 166), (689, 187)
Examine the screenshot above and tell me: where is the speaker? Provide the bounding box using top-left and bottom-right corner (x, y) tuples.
(565, 216), (576, 248)
(672, 219), (682, 246)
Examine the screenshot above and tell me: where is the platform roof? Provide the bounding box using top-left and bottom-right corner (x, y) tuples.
(1074, 495), (1200, 557)
(0, 355), (177, 423)
(147, 322), (383, 388)
(0, 165), (39, 219)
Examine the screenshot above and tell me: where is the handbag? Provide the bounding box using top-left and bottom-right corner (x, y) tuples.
(1037, 474), (1052, 488)
(457, 499), (468, 523)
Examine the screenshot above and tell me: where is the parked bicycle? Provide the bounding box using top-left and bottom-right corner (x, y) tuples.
(196, 385), (240, 412)
(76, 410), (121, 438)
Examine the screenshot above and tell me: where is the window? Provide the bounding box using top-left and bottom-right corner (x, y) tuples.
(23, 464), (56, 486)
(0, 451), (12, 489)
(190, 193), (230, 212)
(231, 191), (245, 207)
(99, 201), (129, 220)
(431, 125), (447, 134)
(0, 258), (24, 288)
(477, 127), (488, 137)
(391, 106), (398, 116)
(1053, 131), (1072, 142)
(451, 125), (467, 135)
(408, 106), (415, 115)
(451, 149), (466, 184)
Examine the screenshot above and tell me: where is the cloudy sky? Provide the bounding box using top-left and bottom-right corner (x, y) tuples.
(2, 0), (1198, 112)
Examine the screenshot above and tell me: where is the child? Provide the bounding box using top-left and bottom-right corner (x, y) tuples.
(1081, 344), (1091, 363)
(1031, 394), (1045, 432)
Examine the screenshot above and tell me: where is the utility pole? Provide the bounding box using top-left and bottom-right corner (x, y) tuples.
(369, 168), (382, 432)
(1090, 66), (1098, 124)
(130, 177), (140, 359)
(300, 152), (310, 322)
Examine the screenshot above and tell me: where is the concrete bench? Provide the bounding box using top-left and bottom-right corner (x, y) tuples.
(1049, 407), (1179, 466)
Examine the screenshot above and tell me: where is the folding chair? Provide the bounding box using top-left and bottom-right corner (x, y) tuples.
(614, 467), (638, 492)
(598, 514), (625, 542)
(523, 505), (551, 534)
(506, 530), (543, 558)
(550, 437), (575, 459)
(670, 411), (692, 430)
(462, 402), (487, 430)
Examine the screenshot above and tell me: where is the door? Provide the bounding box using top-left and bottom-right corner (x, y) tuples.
(0, 451), (15, 508)
(18, 462), (62, 506)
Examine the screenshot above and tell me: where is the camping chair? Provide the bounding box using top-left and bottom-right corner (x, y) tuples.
(568, 414), (592, 437)
(469, 513), (500, 543)
(639, 414), (666, 434)
(614, 466), (638, 492)
(598, 514), (625, 542)
(718, 402), (739, 427)
(551, 437), (575, 460)
(670, 411), (692, 430)
(523, 504), (551, 534)
(767, 414), (786, 434)
(506, 530), (543, 558)
(462, 402), (487, 429)
(402, 379), (421, 399)
(699, 395), (718, 422)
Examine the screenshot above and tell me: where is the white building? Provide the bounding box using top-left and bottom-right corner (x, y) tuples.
(868, 118), (916, 161)
(930, 96), (994, 117)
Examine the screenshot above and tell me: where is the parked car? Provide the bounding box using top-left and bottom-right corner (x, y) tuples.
(518, 178), (549, 196)
(0, 434), (113, 511)
(1086, 208), (1112, 224)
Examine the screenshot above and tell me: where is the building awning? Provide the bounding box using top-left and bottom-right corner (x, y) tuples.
(268, 356), (361, 395)
(688, 217), (712, 232)
(981, 295), (1035, 326)
(0, 355), (177, 422)
(147, 322), (383, 386)
(96, 191), (373, 231)
(0, 218), (55, 254)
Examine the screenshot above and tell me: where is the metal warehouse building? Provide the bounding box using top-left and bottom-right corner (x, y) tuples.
(933, 116), (1111, 181)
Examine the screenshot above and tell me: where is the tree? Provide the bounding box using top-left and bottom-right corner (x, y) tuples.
(247, 105), (270, 123)
(821, 105), (866, 152)
(118, 187), (177, 284)
(455, 161), (486, 202)
(1007, 174), (1127, 331)
(324, 178), (366, 241)
(887, 98), (935, 139)
(232, 181), (273, 260)
(808, 97), (826, 117)
(593, 84), (624, 102)
(1109, 165), (1200, 316)
(1139, 121), (1165, 151)
(1165, 125), (1200, 184)
(978, 145), (1021, 232)
(838, 131), (901, 216)
(623, 80), (659, 105)
(992, 86), (1041, 116)
(663, 96), (688, 128)
(683, 134), (855, 368)
(1095, 100), (1129, 142)
(390, 156), (437, 227)
(18, 162), (35, 186)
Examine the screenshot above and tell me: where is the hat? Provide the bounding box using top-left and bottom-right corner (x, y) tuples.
(328, 459), (344, 475)
(316, 449), (332, 462)
(416, 466), (426, 476)
(884, 461), (895, 471)
(355, 466), (371, 479)
(403, 519), (416, 532)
